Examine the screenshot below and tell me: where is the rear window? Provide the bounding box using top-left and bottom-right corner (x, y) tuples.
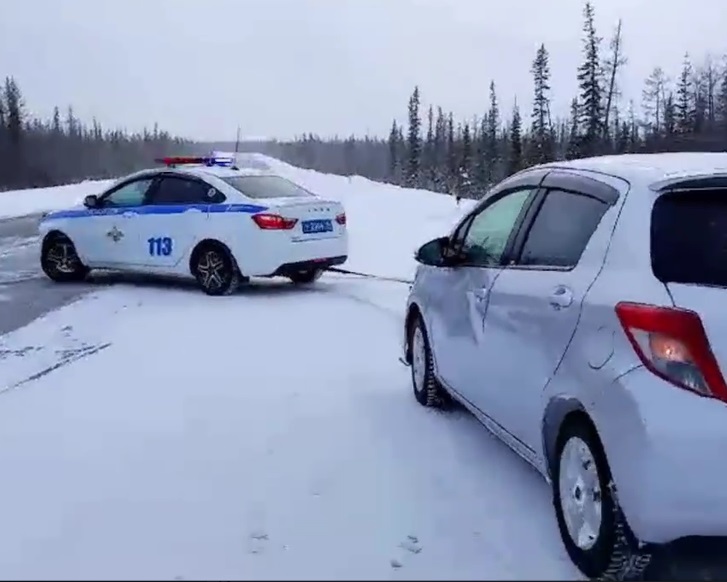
(221, 175), (314, 199)
(651, 189), (727, 287)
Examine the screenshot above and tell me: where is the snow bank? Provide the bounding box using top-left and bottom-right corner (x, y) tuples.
(0, 180), (115, 220)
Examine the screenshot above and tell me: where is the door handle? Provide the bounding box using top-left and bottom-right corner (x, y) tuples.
(549, 285), (573, 309)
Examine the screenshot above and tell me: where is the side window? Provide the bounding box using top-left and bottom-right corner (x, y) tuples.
(449, 214), (474, 251)
(461, 188), (532, 266)
(150, 176), (219, 205)
(103, 178), (154, 207)
(518, 188), (608, 268)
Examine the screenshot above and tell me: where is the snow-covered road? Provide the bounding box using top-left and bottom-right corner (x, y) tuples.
(0, 158), (578, 580)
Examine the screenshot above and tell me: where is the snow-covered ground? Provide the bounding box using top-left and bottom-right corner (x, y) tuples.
(0, 159), (577, 580)
(0, 180), (115, 220)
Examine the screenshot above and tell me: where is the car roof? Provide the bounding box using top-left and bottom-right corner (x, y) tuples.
(120, 165), (274, 182)
(171, 165), (270, 179)
(537, 152), (727, 189)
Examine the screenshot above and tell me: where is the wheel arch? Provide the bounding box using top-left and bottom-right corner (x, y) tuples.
(542, 396), (599, 481)
(41, 228), (74, 251)
(188, 238), (239, 275)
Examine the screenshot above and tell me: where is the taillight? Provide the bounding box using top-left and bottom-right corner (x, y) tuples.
(335, 213), (346, 226)
(615, 302), (727, 401)
(251, 213), (298, 230)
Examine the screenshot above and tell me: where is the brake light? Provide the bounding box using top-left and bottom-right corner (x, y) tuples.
(615, 302), (727, 401)
(251, 213), (298, 230)
(335, 213), (346, 226)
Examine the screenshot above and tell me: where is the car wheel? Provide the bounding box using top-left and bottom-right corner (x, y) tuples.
(553, 418), (651, 580)
(192, 244), (239, 296)
(288, 269), (323, 285)
(40, 234), (89, 282)
(409, 317), (449, 408)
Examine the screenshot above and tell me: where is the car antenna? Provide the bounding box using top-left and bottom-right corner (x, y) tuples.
(231, 125), (241, 170)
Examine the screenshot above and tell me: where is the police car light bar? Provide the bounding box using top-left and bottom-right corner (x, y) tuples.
(155, 155), (236, 168)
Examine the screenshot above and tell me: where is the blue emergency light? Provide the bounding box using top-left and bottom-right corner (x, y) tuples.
(155, 154), (237, 168)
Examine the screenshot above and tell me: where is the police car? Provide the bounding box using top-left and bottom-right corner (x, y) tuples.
(39, 155), (348, 295)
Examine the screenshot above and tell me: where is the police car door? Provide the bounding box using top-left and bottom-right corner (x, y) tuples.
(79, 176), (156, 266)
(132, 174), (211, 269)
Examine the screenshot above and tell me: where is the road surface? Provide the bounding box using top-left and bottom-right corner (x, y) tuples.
(0, 214), (95, 335)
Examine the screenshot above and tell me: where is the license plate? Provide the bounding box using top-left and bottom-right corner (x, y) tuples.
(302, 219), (333, 234)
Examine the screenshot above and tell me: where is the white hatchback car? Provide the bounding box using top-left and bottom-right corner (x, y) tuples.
(39, 155), (348, 295)
(402, 152), (727, 580)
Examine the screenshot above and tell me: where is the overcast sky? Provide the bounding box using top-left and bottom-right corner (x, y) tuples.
(0, 0), (725, 141)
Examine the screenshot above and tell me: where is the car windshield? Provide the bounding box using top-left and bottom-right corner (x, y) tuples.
(221, 175), (314, 199)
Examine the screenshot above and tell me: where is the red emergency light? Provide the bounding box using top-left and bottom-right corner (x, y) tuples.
(155, 156), (208, 167)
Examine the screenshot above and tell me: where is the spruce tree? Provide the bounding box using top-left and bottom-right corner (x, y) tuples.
(566, 98), (581, 160)
(433, 107), (448, 190)
(387, 119), (400, 182)
(508, 102), (523, 176)
(675, 53), (695, 133)
(406, 86), (422, 186)
(475, 114), (489, 188)
(423, 105), (435, 188)
(459, 122), (472, 197)
(486, 81), (500, 185)
(530, 43), (553, 164)
(575, 1), (603, 156)
(446, 113), (456, 191)
(3, 77), (24, 146)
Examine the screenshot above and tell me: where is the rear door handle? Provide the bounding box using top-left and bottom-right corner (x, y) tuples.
(549, 285), (573, 309)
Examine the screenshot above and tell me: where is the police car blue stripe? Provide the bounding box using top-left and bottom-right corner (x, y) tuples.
(42, 203), (268, 221)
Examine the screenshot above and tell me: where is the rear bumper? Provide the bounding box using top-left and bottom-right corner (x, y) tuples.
(596, 366), (727, 544)
(272, 255), (347, 277)
(233, 231), (348, 277)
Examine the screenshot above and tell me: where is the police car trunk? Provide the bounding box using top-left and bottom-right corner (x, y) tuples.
(219, 172), (348, 276)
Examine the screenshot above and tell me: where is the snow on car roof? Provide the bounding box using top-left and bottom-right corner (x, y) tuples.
(540, 152), (727, 186)
(185, 165), (269, 179)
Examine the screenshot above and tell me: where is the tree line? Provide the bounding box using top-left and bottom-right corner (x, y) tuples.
(3, 1), (727, 196)
(0, 78), (195, 191)
(262, 2), (727, 197)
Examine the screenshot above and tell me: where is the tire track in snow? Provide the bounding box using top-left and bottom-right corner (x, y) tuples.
(318, 275), (407, 325)
(0, 342), (112, 395)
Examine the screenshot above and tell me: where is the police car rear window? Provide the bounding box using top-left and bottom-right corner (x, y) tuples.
(651, 189), (727, 287)
(222, 175), (314, 199)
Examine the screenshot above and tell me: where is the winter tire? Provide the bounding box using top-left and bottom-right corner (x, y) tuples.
(288, 269), (323, 285)
(409, 316), (449, 408)
(192, 244), (239, 296)
(553, 418), (651, 581)
(40, 234), (89, 282)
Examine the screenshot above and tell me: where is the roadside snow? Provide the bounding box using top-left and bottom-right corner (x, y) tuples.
(0, 180), (115, 219)
(0, 159), (577, 580)
(254, 155), (477, 281)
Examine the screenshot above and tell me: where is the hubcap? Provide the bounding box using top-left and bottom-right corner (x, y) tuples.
(197, 250), (228, 290)
(559, 436), (603, 550)
(46, 242), (78, 274)
(411, 325), (426, 392)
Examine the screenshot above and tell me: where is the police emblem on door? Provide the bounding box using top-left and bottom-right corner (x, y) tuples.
(107, 226), (124, 242)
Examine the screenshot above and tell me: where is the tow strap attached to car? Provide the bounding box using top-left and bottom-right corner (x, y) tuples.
(326, 266), (413, 285)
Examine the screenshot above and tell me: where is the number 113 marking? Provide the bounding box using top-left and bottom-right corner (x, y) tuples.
(148, 237), (173, 256)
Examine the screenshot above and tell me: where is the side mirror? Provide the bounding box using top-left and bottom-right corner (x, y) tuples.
(83, 194), (99, 208)
(415, 236), (451, 266)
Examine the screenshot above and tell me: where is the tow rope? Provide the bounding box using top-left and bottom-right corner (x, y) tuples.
(326, 266), (413, 285)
